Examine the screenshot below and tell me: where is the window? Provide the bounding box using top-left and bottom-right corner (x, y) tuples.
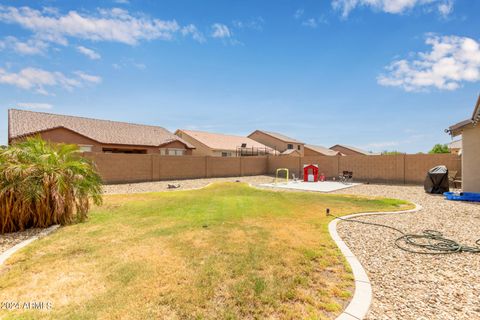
(297, 145), (301, 151)
(221, 152), (230, 157)
(161, 148), (185, 156)
(102, 148), (147, 154)
(287, 144), (293, 149)
(79, 145), (93, 152)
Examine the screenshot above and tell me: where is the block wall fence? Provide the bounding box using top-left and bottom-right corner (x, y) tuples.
(83, 153), (461, 185)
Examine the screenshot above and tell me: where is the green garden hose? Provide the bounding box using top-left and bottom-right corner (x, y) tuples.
(329, 209), (480, 254)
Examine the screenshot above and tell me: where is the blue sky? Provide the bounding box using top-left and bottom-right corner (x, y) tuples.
(0, 0), (478, 152)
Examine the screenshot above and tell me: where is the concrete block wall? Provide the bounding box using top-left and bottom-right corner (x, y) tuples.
(85, 153), (461, 185)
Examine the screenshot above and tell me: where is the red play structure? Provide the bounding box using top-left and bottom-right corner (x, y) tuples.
(303, 164), (319, 182)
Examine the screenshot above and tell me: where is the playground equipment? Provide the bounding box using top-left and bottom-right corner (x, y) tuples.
(303, 164), (319, 182)
(275, 168), (289, 184)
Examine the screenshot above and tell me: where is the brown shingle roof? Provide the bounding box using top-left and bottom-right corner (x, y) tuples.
(249, 130), (304, 144)
(8, 109), (195, 148)
(330, 144), (373, 155)
(176, 129), (272, 152)
(304, 144), (340, 156)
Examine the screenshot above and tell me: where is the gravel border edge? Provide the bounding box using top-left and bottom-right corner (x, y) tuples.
(329, 203), (422, 320)
(0, 224), (60, 266)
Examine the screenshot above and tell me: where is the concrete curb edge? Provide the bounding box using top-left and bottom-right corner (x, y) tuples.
(330, 203), (422, 320)
(0, 224), (60, 266)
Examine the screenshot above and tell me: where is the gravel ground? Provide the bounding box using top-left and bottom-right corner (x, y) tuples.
(0, 228), (45, 255)
(332, 184), (480, 320)
(103, 175), (274, 194)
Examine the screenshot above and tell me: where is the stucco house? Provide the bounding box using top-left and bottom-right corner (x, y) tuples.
(448, 96), (480, 192)
(448, 139), (462, 155)
(248, 130), (304, 156)
(329, 144), (372, 156)
(174, 129), (275, 157)
(304, 144), (342, 156)
(8, 109), (195, 155)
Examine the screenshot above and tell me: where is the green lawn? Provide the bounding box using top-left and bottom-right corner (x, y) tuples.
(0, 183), (412, 320)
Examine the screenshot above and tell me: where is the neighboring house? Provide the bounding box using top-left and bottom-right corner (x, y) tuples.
(304, 144), (342, 156)
(448, 139), (462, 155)
(448, 95), (480, 192)
(329, 144), (372, 156)
(8, 109), (195, 155)
(175, 129), (275, 157)
(248, 130), (304, 156)
(280, 149), (301, 157)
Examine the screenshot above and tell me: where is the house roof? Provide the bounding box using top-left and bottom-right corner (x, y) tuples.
(249, 130), (304, 144)
(448, 139), (462, 149)
(304, 144), (340, 156)
(330, 144), (372, 155)
(281, 149), (301, 156)
(8, 109), (195, 148)
(448, 95), (480, 136)
(176, 129), (272, 152)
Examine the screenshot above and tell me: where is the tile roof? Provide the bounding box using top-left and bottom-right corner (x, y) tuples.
(250, 130), (304, 144)
(280, 149), (301, 155)
(304, 144), (340, 156)
(330, 144), (373, 155)
(176, 129), (273, 152)
(8, 109), (195, 148)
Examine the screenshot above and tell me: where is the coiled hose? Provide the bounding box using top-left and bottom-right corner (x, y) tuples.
(329, 209), (480, 254)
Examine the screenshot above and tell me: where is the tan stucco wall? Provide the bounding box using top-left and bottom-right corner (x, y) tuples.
(462, 125), (480, 192)
(330, 145), (365, 156)
(12, 127), (192, 155)
(248, 131), (304, 155)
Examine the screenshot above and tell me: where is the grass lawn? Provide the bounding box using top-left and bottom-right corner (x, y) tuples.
(0, 183), (412, 320)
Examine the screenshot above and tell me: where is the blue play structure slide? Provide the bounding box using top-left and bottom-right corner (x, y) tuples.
(444, 192), (480, 202)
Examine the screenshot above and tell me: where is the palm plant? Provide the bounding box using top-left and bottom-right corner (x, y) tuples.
(0, 137), (102, 234)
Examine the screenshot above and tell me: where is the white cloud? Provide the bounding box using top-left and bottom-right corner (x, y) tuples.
(16, 102), (53, 109)
(438, 0), (453, 18)
(74, 71), (102, 84)
(181, 24), (206, 43)
(302, 18), (318, 28)
(378, 35), (480, 91)
(0, 5), (196, 45)
(232, 17), (264, 31)
(211, 23), (231, 39)
(0, 67), (102, 95)
(294, 9), (304, 19)
(76, 46), (101, 60)
(0, 36), (48, 55)
(332, 0), (454, 17)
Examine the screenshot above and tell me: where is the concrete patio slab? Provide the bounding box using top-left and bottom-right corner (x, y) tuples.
(260, 181), (361, 192)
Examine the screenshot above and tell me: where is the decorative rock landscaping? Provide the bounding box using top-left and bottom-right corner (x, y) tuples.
(333, 184), (480, 320)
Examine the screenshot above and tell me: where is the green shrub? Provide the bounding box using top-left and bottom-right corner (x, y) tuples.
(0, 137), (102, 234)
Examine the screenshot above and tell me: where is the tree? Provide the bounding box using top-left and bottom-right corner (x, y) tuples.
(0, 137), (103, 234)
(381, 150), (405, 155)
(428, 143), (450, 154)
